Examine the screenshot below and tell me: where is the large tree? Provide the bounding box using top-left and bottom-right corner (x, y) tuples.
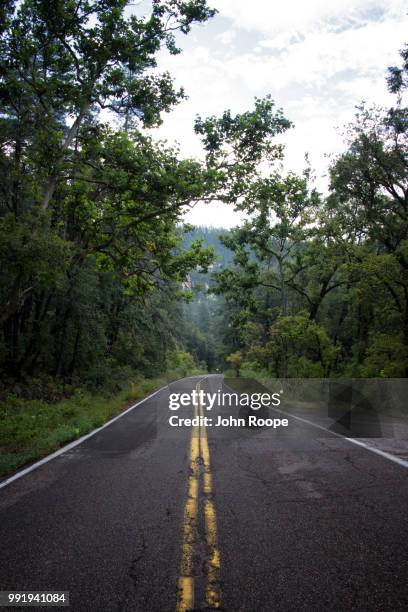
(0, 0), (218, 381)
(0, 1), (296, 384)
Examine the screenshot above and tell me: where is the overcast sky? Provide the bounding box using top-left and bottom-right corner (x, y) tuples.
(147, 0), (408, 228)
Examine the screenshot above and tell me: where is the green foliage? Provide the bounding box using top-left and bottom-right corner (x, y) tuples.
(0, 367), (201, 477)
(387, 44), (408, 94)
(0, 0), (295, 390)
(360, 334), (408, 378)
(195, 96), (291, 164)
(195, 96), (293, 202)
(226, 351), (244, 376)
(270, 315), (338, 377)
(0, 0), (220, 389)
(166, 349), (203, 377)
(243, 315), (338, 378)
(1, 1), (408, 489)
(0, 211), (72, 313)
(211, 43), (408, 379)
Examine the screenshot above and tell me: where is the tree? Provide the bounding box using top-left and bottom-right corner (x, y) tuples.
(327, 45), (408, 375)
(0, 0), (216, 213)
(226, 351), (244, 377)
(212, 42), (408, 379)
(1, 2), (301, 386)
(0, 0), (218, 383)
(212, 170), (342, 375)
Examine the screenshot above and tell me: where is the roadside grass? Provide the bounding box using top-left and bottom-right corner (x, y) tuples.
(0, 369), (203, 479)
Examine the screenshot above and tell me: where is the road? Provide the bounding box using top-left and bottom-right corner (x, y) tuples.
(0, 374), (407, 611)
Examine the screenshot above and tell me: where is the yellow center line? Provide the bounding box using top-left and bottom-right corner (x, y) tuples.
(176, 380), (221, 612)
(176, 402), (199, 612)
(199, 396), (222, 610)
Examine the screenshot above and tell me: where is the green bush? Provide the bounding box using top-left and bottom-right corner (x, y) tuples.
(360, 334), (408, 377)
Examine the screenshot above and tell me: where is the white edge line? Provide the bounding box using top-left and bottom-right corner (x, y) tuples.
(271, 406), (408, 469)
(0, 375), (204, 491)
(221, 376), (408, 470)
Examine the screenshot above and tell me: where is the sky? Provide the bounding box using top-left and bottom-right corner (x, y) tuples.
(147, 0), (408, 228)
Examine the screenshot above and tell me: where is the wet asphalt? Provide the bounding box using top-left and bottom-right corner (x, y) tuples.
(0, 374), (407, 611)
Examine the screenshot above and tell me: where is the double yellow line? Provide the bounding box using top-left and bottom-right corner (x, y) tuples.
(176, 381), (221, 612)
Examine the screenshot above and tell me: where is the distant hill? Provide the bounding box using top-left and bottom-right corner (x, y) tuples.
(181, 226), (233, 285)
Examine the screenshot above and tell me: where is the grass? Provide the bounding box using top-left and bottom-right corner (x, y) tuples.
(0, 369), (203, 479)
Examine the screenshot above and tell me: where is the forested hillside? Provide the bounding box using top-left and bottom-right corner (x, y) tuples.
(180, 227), (231, 371)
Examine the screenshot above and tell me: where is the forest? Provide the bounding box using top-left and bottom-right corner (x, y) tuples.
(0, 0), (407, 423)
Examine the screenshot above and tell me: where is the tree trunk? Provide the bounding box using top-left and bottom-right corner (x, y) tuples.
(41, 101), (90, 210)
(18, 292), (52, 374)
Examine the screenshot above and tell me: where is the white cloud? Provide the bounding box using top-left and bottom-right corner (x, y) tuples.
(149, 1), (408, 227)
(212, 0), (407, 36)
(185, 201), (246, 229)
(218, 29), (237, 46)
(228, 19), (408, 92)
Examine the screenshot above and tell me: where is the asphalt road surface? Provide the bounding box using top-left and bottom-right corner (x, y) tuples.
(0, 374), (407, 611)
